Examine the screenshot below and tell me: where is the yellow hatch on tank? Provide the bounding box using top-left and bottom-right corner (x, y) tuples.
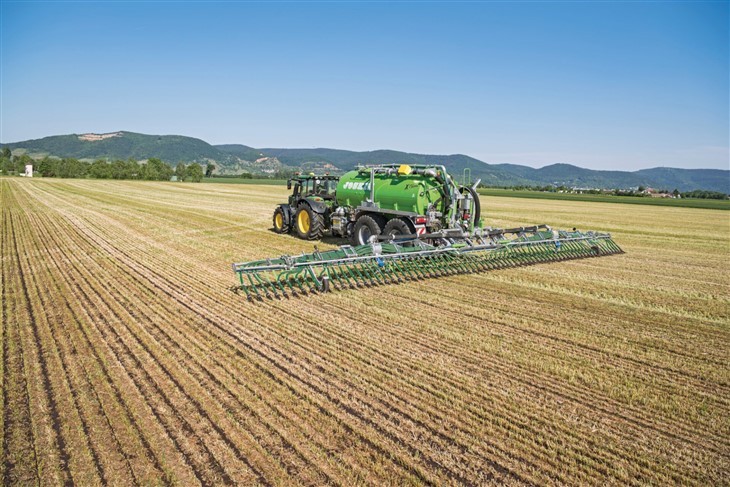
(397, 164), (412, 175)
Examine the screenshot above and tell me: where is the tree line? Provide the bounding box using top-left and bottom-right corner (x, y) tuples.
(0, 149), (215, 182)
(484, 183), (728, 200)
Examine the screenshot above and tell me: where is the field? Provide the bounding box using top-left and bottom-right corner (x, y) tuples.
(1, 177), (728, 485)
(477, 188), (730, 210)
(207, 177), (288, 185)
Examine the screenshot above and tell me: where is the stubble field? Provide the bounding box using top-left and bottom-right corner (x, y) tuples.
(1, 177), (728, 485)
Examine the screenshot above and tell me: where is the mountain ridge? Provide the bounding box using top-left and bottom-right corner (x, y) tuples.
(2, 131), (727, 192)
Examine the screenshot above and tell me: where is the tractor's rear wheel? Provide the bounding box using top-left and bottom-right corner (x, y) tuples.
(294, 203), (324, 240)
(272, 207), (290, 234)
(352, 214), (385, 245)
(383, 218), (416, 246)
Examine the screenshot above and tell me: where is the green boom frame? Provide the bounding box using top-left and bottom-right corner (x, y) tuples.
(231, 225), (623, 301)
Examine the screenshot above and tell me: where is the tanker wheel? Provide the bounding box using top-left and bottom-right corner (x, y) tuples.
(294, 203), (324, 240)
(272, 207), (290, 234)
(383, 218), (416, 246)
(352, 214), (385, 246)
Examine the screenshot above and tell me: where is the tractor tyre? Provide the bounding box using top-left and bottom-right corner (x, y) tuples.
(272, 207), (290, 234)
(383, 218), (414, 237)
(383, 218), (416, 246)
(352, 214), (385, 246)
(294, 203), (324, 240)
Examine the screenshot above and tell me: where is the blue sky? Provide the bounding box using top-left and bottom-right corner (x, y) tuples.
(1, 1), (728, 170)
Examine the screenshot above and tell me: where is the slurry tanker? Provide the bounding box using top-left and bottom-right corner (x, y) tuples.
(272, 164), (481, 245)
(233, 164), (623, 301)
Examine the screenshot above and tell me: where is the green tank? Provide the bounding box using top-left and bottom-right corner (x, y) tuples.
(335, 166), (447, 214)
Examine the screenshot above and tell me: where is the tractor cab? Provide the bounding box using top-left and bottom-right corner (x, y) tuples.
(275, 174), (341, 239)
(287, 174), (339, 206)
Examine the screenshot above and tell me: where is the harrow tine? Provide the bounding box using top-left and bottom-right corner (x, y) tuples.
(247, 274), (263, 301)
(391, 258), (413, 281)
(350, 263), (370, 287)
(338, 264), (357, 288)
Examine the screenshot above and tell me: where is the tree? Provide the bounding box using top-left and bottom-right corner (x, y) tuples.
(187, 163), (203, 182)
(1, 147), (11, 173)
(37, 157), (58, 177)
(175, 163), (187, 181)
(57, 158), (88, 178)
(90, 159), (112, 179)
(125, 159), (141, 179)
(145, 158), (173, 181)
(205, 163), (215, 178)
(0, 148), (13, 175)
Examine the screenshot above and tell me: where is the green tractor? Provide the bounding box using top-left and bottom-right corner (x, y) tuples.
(272, 174), (340, 240)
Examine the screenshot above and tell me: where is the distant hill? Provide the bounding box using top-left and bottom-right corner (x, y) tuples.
(255, 148), (729, 192)
(2, 131), (727, 192)
(2, 131), (233, 165)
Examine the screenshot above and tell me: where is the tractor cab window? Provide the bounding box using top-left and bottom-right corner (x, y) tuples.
(292, 182), (301, 197)
(312, 178), (337, 198)
(325, 180), (337, 195)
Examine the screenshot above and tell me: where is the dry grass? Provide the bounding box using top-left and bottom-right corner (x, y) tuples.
(2, 177), (728, 485)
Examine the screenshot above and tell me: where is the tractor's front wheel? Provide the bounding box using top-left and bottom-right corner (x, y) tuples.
(272, 207), (290, 234)
(294, 203), (324, 240)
